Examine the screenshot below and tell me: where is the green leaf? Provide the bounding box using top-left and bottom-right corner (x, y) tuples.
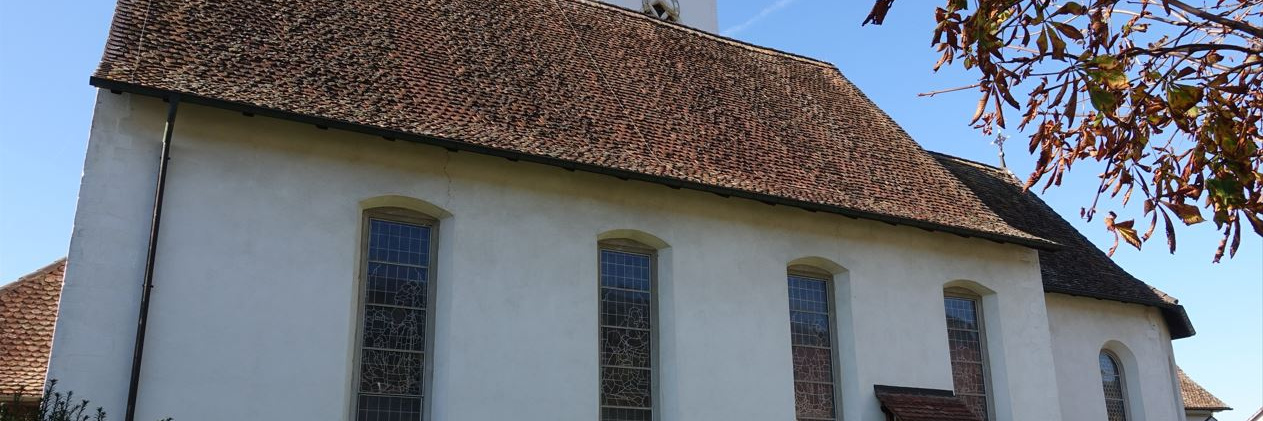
(1207, 178), (1245, 207)
(1166, 84), (1202, 117)
(1103, 71), (1129, 90)
(1091, 55), (1120, 70)
(1037, 30), (1048, 55)
(1089, 85), (1117, 113)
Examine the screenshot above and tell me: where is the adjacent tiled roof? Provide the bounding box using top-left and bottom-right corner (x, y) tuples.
(1178, 367), (1231, 411)
(874, 385), (982, 421)
(0, 259), (66, 397)
(89, 0), (1053, 248)
(931, 153), (1195, 339)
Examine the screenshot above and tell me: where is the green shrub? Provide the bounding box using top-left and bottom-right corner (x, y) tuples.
(0, 381), (170, 421)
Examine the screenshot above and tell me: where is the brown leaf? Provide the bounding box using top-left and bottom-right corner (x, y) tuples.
(864, 0), (896, 25)
(972, 91), (989, 123)
(1163, 211), (1178, 253)
(1245, 212), (1263, 236)
(1117, 223), (1142, 250)
(1052, 22), (1084, 40)
(1162, 201), (1206, 225)
(1230, 218), (1242, 258)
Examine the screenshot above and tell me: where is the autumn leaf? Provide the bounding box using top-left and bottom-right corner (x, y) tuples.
(1162, 201), (1206, 225)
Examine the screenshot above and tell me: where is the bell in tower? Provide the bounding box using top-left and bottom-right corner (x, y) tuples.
(600, 0), (718, 33)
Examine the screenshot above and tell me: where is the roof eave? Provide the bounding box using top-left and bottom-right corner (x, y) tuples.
(1045, 288), (1196, 339)
(89, 77), (1060, 251)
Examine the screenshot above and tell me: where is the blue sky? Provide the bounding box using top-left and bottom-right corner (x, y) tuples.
(0, 0), (1259, 417)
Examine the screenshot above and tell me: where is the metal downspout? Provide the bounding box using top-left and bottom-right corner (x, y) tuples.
(124, 94), (180, 421)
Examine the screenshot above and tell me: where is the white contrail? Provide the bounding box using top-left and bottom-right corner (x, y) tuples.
(721, 0), (798, 37)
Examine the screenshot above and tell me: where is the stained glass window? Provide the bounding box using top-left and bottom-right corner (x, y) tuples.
(788, 274), (837, 421)
(1100, 351), (1128, 421)
(944, 294), (990, 420)
(357, 216), (432, 421)
(600, 247), (654, 421)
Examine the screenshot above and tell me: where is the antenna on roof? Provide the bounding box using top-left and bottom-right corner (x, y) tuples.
(992, 133), (1009, 171)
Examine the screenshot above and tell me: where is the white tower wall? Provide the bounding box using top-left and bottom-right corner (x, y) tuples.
(601, 0), (718, 33)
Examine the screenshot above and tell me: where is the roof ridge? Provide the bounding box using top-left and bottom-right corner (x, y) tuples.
(0, 258), (67, 292)
(926, 151), (1010, 174)
(566, 0), (838, 69)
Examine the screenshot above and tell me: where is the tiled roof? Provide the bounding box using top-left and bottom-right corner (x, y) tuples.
(931, 153), (1195, 339)
(90, 0), (1053, 248)
(1178, 367), (1231, 411)
(0, 259), (66, 397)
(874, 385), (982, 421)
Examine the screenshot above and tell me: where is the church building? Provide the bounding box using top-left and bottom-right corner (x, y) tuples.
(47, 0), (1206, 420)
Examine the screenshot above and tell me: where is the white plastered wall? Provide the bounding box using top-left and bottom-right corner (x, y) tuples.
(1045, 293), (1185, 421)
(49, 92), (1069, 420)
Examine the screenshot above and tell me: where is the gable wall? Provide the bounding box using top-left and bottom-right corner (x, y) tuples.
(1045, 293), (1184, 421)
(49, 92), (1067, 420)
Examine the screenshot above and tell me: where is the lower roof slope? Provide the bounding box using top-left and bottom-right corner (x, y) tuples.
(1178, 367), (1232, 411)
(931, 153), (1194, 339)
(0, 259), (66, 397)
(90, 0), (1050, 248)
(874, 385), (983, 421)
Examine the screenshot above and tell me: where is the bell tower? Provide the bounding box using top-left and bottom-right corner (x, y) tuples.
(601, 0), (719, 33)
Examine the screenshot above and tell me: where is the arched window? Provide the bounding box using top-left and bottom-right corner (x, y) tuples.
(1099, 350), (1128, 421)
(599, 239), (658, 421)
(353, 207), (437, 421)
(786, 265), (839, 420)
(943, 288), (992, 420)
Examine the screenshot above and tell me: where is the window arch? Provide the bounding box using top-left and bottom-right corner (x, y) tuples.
(353, 207), (439, 421)
(943, 287), (992, 420)
(598, 237), (661, 421)
(1099, 350), (1129, 421)
(786, 264), (840, 420)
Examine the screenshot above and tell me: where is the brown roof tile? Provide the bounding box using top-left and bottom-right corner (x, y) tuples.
(931, 153), (1195, 339)
(1179, 367), (1231, 411)
(90, 0), (1051, 247)
(0, 259), (66, 397)
(874, 385), (983, 421)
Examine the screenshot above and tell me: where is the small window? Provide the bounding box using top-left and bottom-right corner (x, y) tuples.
(643, 0), (680, 22)
(354, 209), (436, 421)
(599, 241), (656, 421)
(787, 269), (839, 420)
(1099, 351), (1128, 421)
(944, 290), (991, 420)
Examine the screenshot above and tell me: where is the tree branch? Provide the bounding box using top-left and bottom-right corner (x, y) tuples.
(1163, 0), (1263, 39)
(1123, 42), (1262, 57)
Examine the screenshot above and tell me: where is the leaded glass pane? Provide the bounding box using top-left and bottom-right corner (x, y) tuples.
(944, 296), (989, 421)
(792, 346), (834, 383)
(600, 289), (652, 330)
(360, 349), (423, 395)
(793, 381), (836, 420)
(601, 367), (653, 408)
(1100, 352), (1127, 421)
(357, 395), (422, 421)
(358, 218), (431, 421)
(362, 306), (425, 351)
(787, 275), (836, 421)
(366, 263), (427, 308)
(600, 248), (653, 421)
(600, 408), (652, 421)
(602, 328), (651, 368)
